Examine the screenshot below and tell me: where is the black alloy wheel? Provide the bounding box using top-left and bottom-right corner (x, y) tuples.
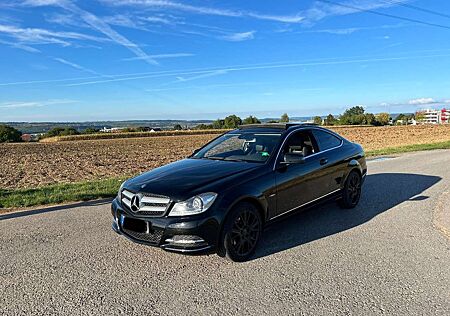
(220, 202), (262, 262)
(339, 170), (362, 209)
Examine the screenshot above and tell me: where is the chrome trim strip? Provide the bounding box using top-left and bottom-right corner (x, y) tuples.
(161, 245), (213, 253)
(273, 127), (344, 171)
(122, 198), (132, 209)
(269, 188), (342, 221)
(139, 205), (167, 213)
(141, 196), (170, 204)
(122, 190), (134, 199)
(165, 238), (206, 245)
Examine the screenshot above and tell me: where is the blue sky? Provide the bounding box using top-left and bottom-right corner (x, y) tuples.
(1, 0), (450, 122)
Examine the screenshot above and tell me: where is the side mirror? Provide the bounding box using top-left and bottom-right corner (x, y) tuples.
(192, 148), (200, 155)
(281, 153), (305, 165)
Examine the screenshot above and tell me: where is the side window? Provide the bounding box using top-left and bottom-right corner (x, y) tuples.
(283, 131), (317, 157)
(312, 130), (342, 151)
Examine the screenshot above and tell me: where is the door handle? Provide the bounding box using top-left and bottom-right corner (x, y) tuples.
(320, 158), (328, 165)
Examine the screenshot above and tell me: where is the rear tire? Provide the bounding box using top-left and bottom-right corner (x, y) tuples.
(339, 170), (362, 209)
(219, 202), (262, 262)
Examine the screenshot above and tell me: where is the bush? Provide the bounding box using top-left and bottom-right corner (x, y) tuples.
(313, 116), (323, 125)
(243, 116), (261, 125)
(194, 123), (213, 130)
(280, 113), (289, 122)
(45, 127), (79, 138)
(324, 114), (337, 126)
(0, 124), (22, 143)
(82, 128), (100, 134)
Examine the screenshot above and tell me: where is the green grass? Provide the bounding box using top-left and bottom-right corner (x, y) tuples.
(366, 140), (450, 157)
(0, 177), (126, 209)
(2, 140), (450, 210)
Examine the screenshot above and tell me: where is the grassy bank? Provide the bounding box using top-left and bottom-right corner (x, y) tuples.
(0, 177), (126, 209)
(2, 141), (450, 210)
(365, 140), (450, 156)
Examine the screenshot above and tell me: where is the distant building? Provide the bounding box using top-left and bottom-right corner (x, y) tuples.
(21, 133), (40, 142)
(21, 134), (32, 142)
(150, 127), (162, 132)
(100, 127), (125, 133)
(418, 108), (450, 124)
(441, 108), (450, 124)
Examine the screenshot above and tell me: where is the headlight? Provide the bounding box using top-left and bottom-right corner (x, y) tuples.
(169, 192), (217, 217)
(117, 181), (126, 200)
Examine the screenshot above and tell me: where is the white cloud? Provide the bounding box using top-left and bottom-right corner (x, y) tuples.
(101, 0), (305, 23)
(64, 53), (450, 87)
(53, 57), (101, 75)
(246, 12), (304, 23)
(0, 24), (109, 46)
(22, 0), (159, 65)
(140, 16), (173, 25)
(102, 14), (148, 30)
(100, 0), (408, 25)
(303, 0), (410, 25)
(0, 38), (42, 52)
(0, 99), (77, 109)
(300, 24), (405, 36)
(175, 70), (228, 83)
(408, 97), (436, 105)
(23, 0), (62, 5)
(122, 53), (194, 61)
(221, 31), (255, 42)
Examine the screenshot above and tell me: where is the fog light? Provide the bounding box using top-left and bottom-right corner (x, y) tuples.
(165, 235), (206, 246)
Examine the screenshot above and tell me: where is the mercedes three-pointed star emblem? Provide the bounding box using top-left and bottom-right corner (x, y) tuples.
(130, 194), (141, 213)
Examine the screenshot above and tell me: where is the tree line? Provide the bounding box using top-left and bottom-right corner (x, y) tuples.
(193, 106), (392, 130)
(0, 106), (412, 143)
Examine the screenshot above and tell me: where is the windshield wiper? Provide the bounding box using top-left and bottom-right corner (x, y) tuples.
(205, 156), (225, 160)
(224, 158), (249, 162)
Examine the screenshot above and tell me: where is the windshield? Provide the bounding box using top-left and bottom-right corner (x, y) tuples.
(192, 132), (282, 163)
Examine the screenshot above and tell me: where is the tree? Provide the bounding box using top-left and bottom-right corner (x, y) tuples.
(339, 106), (366, 125)
(280, 113), (289, 122)
(173, 124), (183, 130)
(415, 111), (425, 123)
(194, 123), (213, 130)
(324, 114), (337, 126)
(224, 115), (242, 128)
(343, 105), (365, 117)
(0, 124), (22, 143)
(365, 113), (377, 126)
(242, 115), (261, 125)
(59, 128), (79, 136)
(45, 127), (79, 137)
(376, 112), (390, 126)
(313, 116), (323, 125)
(83, 128), (100, 134)
(212, 119), (224, 129)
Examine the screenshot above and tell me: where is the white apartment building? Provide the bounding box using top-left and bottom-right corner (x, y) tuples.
(419, 108), (450, 124)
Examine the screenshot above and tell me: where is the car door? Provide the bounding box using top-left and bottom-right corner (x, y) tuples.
(273, 129), (331, 218)
(311, 129), (346, 193)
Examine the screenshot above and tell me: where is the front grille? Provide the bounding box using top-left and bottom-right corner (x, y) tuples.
(122, 227), (164, 245)
(121, 190), (171, 217)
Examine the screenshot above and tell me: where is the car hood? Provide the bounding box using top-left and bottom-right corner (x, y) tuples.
(125, 158), (260, 200)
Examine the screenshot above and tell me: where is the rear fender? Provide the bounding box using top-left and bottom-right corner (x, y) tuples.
(341, 159), (363, 189)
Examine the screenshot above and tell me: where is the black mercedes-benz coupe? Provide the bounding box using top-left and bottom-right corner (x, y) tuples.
(111, 123), (367, 261)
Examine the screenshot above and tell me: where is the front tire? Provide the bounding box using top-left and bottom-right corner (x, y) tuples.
(339, 170), (362, 209)
(219, 202), (262, 262)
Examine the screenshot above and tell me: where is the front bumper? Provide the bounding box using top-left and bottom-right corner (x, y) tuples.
(111, 198), (220, 253)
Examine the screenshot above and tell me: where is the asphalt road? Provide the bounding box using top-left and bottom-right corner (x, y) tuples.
(1, 150), (449, 315)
